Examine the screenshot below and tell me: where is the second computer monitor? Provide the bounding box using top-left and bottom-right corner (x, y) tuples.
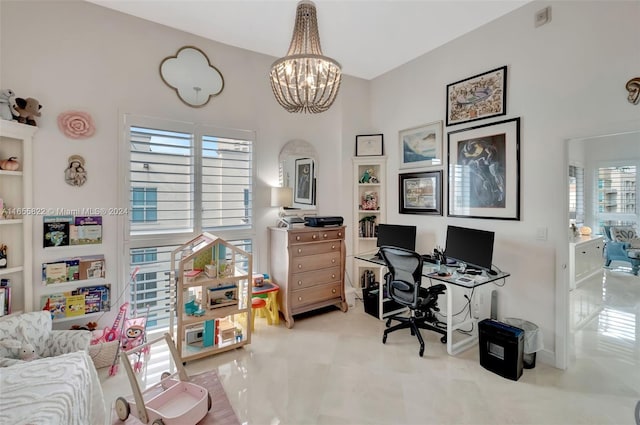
(444, 225), (495, 271)
(376, 224), (417, 252)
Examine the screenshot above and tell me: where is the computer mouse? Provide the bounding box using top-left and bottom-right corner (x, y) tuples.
(487, 269), (498, 276)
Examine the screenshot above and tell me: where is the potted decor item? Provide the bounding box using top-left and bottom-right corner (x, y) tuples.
(0, 157), (20, 171)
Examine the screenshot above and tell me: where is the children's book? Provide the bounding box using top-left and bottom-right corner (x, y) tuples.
(77, 255), (106, 280)
(75, 284), (111, 312)
(71, 216), (102, 245)
(66, 259), (80, 281)
(43, 216), (73, 247)
(84, 291), (102, 314)
(1, 286), (10, 315)
(42, 294), (66, 319)
(43, 261), (68, 284)
(65, 294), (86, 317)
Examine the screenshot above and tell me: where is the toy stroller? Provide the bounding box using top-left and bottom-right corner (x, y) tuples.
(121, 305), (151, 373)
(114, 333), (211, 425)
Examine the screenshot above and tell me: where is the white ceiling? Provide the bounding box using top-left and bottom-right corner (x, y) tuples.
(87, 0), (530, 80)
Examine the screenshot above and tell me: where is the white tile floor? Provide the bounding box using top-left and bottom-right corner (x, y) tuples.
(102, 269), (640, 425)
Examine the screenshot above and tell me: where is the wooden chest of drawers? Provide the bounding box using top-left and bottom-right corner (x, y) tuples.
(269, 226), (348, 328)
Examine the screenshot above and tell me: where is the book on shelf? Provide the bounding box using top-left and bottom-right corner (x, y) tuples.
(41, 284), (111, 319)
(42, 294), (66, 319)
(358, 215), (378, 238)
(42, 255), (105, 285)
(42, 261), (70, 284)
(43, 215), (73, 247)
(70, 216), (102, 245)
(0, 280), (11, 316)
(65, 294), (86, 317)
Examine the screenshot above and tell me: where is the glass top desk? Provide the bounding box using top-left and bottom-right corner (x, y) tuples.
(355, 254), (510, 355)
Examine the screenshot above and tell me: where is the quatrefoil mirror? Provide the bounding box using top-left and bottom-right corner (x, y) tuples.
(159, 46), (224, 107)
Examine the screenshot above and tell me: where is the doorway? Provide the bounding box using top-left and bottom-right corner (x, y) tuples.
(563, 130), (640, 369)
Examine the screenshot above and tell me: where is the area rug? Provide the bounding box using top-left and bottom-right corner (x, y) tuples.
(111, 370), (240, 425)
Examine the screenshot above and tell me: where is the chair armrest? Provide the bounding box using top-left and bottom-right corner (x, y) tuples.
(605, 241), (630, 257)
(46, 330), (91, 357)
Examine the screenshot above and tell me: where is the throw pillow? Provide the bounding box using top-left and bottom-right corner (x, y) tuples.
(611, 226), (637, 242)
(629, 238), (640, 249)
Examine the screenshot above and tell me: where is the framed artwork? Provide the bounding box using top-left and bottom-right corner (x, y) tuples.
(399, 121), (443, 169)
(446, 66), (507, 127)
(399, 170), (442, 215)
(447, 117), (520, 220)
(294, 157), (314, 205)
(355, 134), (384, 156)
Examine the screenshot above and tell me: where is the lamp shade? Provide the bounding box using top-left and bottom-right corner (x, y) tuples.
(271, 187), (293, 208)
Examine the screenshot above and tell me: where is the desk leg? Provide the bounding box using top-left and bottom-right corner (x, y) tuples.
(445, 282), (453, 355)
(444, 282), (479, 356)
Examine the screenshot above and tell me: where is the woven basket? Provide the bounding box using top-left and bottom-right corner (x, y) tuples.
(88, 340), (119, 369)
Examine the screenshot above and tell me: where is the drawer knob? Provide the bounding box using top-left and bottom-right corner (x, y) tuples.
(331, 274), (335, 279)
(296, 236), (301, 241)
(331, 259), (336, 263)
(298, 264), (302, 269)
(312, 234), (317, 239)
(338, 232), (342, 237)
(332, 288), (336, 294)
(323, 233), (328, 238)
(297, 281), (302, 286)
(297, 248), (302, 254)
(298, 296), (303, 301)
(331, 245), (336, 250)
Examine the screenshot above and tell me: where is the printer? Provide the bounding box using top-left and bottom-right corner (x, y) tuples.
(304, 216), (344, 227)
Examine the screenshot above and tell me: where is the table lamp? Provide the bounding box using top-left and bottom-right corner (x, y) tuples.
(271, 187), (293, 226)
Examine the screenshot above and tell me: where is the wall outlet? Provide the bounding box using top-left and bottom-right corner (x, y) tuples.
(536, 227), (548, 241)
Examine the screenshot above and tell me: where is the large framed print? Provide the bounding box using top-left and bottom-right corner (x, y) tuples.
(294, 157), (314, 205)
(399, 121), (443, 169)
(355, 134), (384, 156)
(399, 171), (442, 215)
(446, 66), (507, 127)
(447, 117), (520, 220)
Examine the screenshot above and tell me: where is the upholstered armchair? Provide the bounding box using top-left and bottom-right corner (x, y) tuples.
(0, 311), (91, 367)
(602, 225), (640, 275)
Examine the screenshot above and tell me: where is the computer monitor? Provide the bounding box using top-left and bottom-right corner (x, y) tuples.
(444, 225), (495, 271)
(376, 224), (417, 252)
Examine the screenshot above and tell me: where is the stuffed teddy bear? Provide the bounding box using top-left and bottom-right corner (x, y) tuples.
(0, 89), (16, 121)
(13, 97), (42, 126)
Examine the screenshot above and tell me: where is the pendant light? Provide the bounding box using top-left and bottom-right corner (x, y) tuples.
(270, 1), (342, 113)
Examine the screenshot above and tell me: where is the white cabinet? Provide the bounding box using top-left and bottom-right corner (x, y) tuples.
(569, 236), (604, 289)
(0, 120), (36, 315)
(352, 156), (386, 290)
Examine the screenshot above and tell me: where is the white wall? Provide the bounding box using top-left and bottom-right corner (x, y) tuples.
(369, 0), (640, 365)
(0, 1), (369, 325)
(2, 0), (639, 367)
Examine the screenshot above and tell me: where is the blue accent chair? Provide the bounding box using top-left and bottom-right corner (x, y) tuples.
(602, 225), (640, 275)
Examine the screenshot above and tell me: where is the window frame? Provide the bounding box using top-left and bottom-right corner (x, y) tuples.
(119, 114), (256, 328)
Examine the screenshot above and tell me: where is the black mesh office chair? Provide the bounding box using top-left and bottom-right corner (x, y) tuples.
(379, 246), (447, 357)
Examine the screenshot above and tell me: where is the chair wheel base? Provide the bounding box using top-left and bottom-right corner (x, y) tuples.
(441, 336), (447, 344)
(382, 334), (387, 344)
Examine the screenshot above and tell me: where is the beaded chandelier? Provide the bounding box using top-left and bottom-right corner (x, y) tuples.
(270, 1), (342, 114)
